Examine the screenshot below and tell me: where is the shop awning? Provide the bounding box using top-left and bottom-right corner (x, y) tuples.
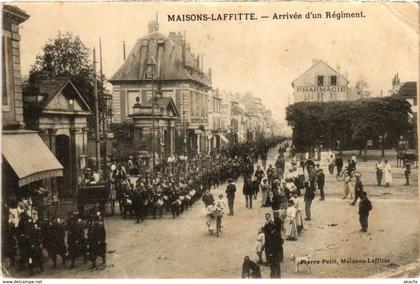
(2, 131), (64, 187)
(218, 134), (229, 143)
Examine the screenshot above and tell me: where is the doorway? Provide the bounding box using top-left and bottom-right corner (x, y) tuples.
(55, 134), (73, 197)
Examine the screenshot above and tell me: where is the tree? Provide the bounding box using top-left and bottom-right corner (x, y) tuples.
(286, 97), (412, 158)
(354, 80), (371, 99)
(23, 31), (95, 108)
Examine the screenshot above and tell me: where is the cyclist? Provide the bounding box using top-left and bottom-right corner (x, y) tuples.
(206, 196), (224, 235)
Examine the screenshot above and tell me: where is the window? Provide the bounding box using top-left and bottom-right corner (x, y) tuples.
(330, 75), (337, 86)
(141, 90), (152, 106)
(317, 76), (324, 86)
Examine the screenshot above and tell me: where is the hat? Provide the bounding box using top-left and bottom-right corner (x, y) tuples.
(353, 172), (361, 178)
(274, 179), (280, 184)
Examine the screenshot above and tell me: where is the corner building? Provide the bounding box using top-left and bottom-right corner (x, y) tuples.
(292, 60), (356, 103)
(110, 19), (212, 157)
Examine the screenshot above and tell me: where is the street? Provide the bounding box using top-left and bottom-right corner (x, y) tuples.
(28, 146), (418, 278)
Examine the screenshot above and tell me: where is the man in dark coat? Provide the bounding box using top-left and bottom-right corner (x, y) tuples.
(271, 186), (282, 211)
(304, 181), (315, 221)
(50, 218), (67, 268)
(272, 210), (284, 262)
(350, 173), (364, 206)
(67, 213), (86, 268)
(132, 188), (146, 223)
(251, 177), (260, 201)
(88, 215), (107, 268)
(243, 177), (254, 209)
(316, 165), (325, 201)
(263, 213), (275, 266)
(359, 191), (372, 232)
(275, 157), (285, 173)
(241, 256), (262, 278)
(264, 212), (282, 278)
(335, 155), (343, 175)
(254, 165), (265, 183)
(202, 190), (214, 208)
(225, 179), (237, 215)
(27, 222), (43, 274)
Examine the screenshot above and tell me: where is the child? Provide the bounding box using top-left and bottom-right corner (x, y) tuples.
(216, 194), (226, 212)
(359, 192), (372, 232)
(255, 228), (265, 264)
(342, 172), (353, 200)
(285, 200), (298, 240)
(404, 162), (411, 186)
(290, 191), (304, 235)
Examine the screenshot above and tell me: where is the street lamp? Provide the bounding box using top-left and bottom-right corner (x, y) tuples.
(379, 134), (387, 157)
(146, 57), (157, 171)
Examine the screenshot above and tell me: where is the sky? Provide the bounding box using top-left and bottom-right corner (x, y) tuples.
(13, 1), (419, 123)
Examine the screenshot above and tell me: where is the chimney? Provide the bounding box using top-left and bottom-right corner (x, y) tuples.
(201, 54), (203, 71)
(208, 68), (212, 82)
(147, 13), (159, 34)
(196, 54), (200, 69)
(312, 59), (317, 65)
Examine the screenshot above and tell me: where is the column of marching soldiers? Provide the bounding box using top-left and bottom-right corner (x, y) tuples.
(2, 138), (283, 275)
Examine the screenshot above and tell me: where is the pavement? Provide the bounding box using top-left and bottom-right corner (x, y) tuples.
(11, 146), (419, 279)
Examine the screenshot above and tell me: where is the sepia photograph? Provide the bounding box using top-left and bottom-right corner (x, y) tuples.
(1, 1), (419, 280)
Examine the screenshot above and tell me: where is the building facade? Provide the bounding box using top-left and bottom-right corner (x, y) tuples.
(2, 5), (64, 199)
(110, 19), (212, 157)
(23, 78), (92, 197)
(292, 60), (356, 103)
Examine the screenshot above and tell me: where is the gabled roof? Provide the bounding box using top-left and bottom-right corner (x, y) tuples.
(156, 97), (179, 117)
(27, 78), (91, 112)
(110, 32), (211, 87)
(292, 60), (349, 85)
(396, 82), (417, 98)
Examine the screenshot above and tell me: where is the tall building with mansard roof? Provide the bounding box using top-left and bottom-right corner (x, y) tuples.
(109, 17), (213, 156)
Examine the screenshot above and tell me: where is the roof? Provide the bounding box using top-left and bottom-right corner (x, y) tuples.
(396, 82), (417, 98)
(27, 78), (91, 112)
(110, 32), (211, 87)
(292, 60), (349, 85)
(3, 5), (30, 23)
(156, 97), (180, 117)
(2, 130), (64, 187)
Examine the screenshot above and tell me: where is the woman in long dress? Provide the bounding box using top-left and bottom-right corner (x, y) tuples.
(384, 160), (392, 187)
(285, 199), (298, 240)
(290, 191), (304, 235)
(206, 203), (217, 234)
(255, 228), (265, 264)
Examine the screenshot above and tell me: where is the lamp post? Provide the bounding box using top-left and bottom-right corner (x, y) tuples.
(146, 57), (157, 171)
(379, 134), (387, 157)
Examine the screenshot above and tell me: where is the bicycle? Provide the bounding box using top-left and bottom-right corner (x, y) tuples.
(336, 168), (360, 181)
(336, 168), (346, 181)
